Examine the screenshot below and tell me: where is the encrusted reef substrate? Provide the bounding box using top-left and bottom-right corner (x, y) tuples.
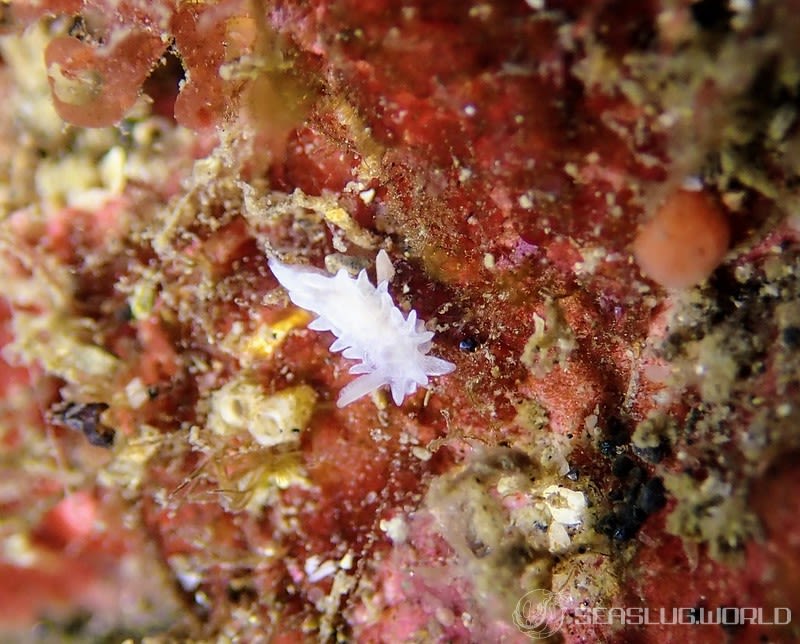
(0, 1), (799, 642)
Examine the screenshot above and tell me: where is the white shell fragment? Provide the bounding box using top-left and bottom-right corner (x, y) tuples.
(207, 376), (317, 447)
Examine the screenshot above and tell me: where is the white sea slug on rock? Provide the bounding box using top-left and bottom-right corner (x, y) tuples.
(269, 250), (455, 407)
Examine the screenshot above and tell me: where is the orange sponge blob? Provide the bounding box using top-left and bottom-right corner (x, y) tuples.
(633, 189), (730, 289)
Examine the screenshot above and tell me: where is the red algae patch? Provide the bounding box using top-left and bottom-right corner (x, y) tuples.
(45, 33), (166, 128)
(633, 189), (731, 289)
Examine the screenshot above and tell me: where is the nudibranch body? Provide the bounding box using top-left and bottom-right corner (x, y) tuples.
(269, 251), (455, 407)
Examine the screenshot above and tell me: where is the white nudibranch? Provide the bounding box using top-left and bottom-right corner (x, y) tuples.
(269, 250), (455, 407)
